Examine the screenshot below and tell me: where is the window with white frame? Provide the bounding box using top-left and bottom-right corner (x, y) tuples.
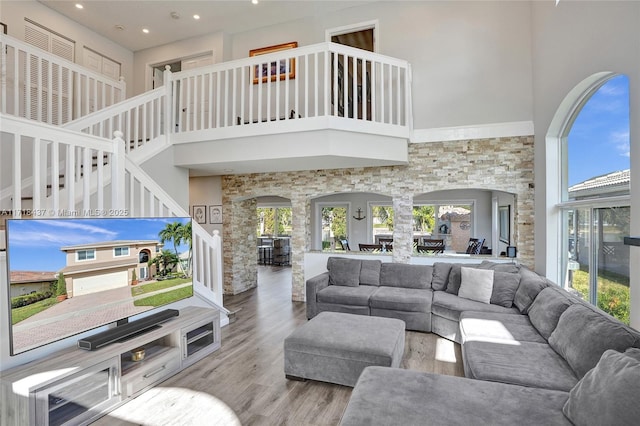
(76, 249), (95, 261)
(558, 74), (630, 324)
(113, 246), (130, 257)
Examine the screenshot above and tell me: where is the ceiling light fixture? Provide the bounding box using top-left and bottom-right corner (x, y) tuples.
(193, 14), (200, 20)
(252, 0), (259, 4)
(75, 3), (83, 9)
(142, 28), (150, 34)
(114, 24), (125, 31)
(170, 11), (180, 20)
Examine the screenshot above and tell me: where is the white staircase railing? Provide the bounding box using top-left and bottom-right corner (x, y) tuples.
(0, 34), (126, 126)
(65, 86), (169, 154)
(0, 114), (225, 311)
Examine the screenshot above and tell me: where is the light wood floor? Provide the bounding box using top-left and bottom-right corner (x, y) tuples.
(94, 266), (464, 426)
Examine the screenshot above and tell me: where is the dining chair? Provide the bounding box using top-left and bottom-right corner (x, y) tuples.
(465, 238), (485, 255)
(339, 239), (351, 251)
(359, 243), (382, 252)
(417, 239), (445, 254)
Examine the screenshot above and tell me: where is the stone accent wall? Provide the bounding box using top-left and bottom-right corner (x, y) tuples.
(222, 136), (535, 301)
(223, 198), (257, 294)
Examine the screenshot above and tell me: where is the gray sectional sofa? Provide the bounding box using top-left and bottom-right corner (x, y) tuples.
(305, 257), (640, 425)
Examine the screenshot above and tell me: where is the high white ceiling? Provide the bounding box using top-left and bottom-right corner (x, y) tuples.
(38, 0), (376, 52)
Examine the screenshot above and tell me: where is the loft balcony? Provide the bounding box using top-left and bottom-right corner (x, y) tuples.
(1, 36), (412, 175)
(169, 42), (412, 175)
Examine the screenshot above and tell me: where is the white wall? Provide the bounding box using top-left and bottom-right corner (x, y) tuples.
(189, 175), (224, 237)
(140, 146), (190, 211)
(530, 1), (640, 328)
(132, 32), (226, 95)
(2, 0), (134, 97)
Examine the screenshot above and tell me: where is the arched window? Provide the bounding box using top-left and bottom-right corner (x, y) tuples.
(556, 74), (630, 324)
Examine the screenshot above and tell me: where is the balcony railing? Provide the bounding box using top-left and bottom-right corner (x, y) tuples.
(170, 42), (412, 139)
(0, 34), (126, 126)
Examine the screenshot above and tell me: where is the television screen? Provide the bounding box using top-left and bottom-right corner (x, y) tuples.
(5, 217), (193, 355)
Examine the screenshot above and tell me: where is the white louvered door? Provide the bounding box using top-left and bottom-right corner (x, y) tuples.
(24, 20), (74, 124)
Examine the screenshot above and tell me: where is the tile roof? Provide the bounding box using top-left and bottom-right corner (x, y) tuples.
(10, 271), (57, 283)
(568, 169), (630, 194)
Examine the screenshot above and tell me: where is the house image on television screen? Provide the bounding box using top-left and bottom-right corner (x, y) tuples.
(59, 240), (162, 297)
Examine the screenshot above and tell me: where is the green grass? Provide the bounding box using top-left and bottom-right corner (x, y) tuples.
(11, 297), (58, 325)
(134, 286), (193, 307)
(131, 277), (191, 296)
(571, 269), (630, 325)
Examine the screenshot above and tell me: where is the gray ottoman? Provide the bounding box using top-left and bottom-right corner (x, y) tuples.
(284, 312), (405, 387)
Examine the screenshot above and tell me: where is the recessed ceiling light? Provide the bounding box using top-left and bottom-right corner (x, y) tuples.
(252, 0), (258, 4)
(75, 3), (83, 9)
(114, 24), (125, 31)
(142, 28), (150, 34)
(170, 11), (180, 20)
(193, 14), (200, 20)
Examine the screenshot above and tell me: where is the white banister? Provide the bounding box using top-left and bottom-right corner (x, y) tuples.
(168, 41), (411, 138)
(0, 34), (125, 125)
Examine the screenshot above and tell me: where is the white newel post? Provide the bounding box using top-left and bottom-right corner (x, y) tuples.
(212, 229), (223, 304)
(163, 65), (173, 139)
(111, 131), (126, 212)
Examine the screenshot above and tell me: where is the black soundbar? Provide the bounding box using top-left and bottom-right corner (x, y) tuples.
(78, 309), (179, 351)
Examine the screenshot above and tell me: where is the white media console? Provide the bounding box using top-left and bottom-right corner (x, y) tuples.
(0, 306), (220, 426)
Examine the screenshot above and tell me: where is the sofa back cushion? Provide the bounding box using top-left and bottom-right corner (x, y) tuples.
(478, 260), (520, 274)
(626, 347), (640, 362)
(380, 263), (433, 289)
(360, 259), (382, 286)
(563, 349), (640, 426)
(458, 267), (493, 304)
(445, 264), (481, 295)
(432, 263), (453, 291)
(489, 271), (521, 308)
(548, 303), (637, 378)
(513, 266), (551, 313)
(327, 257), (361, 287)
(528, 286), (574, 340)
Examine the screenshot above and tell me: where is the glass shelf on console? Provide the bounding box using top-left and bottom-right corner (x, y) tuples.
(120, 336), (178, 377)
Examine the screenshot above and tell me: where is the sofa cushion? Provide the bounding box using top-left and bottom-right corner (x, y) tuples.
(458, 267), (493, 304)
(369, 287), (432, 313)
(340, 367), (573, 426)
(463, 341), (578, 391)
(380, 263), (432, 289)
(432, 291), (519, 322)
(548, 303), (637, 378)
(478, 260), (520, 273)
(489, 271), (521, 308)
(513, 266), (551, 313)
(563, 349), (640, 426)
(359, 259), (382, 286)
(459, 311), (547, 344)
(626, 347), (640, 362)
(445, 263), (481, 295)
(431, 262), (452, 291)
(327, 257), (361, 287)
(528, 286), (574, 340)
(317, 285), (377, 306)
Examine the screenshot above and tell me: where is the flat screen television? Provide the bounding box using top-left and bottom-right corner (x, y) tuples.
(5, 217), (193, 355)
